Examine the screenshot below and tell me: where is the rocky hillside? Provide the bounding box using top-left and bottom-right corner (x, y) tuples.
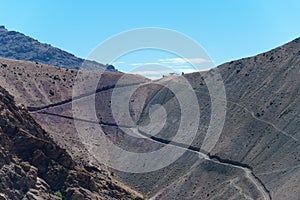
(1, 35), (299, 199)
(0, 57), (148, 165)
(0, 86), (142, 200)
(0, 26), (116, 71)
(122, 37), (300, 199)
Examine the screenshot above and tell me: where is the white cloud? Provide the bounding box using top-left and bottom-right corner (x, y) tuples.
(176, 67), (211, 73)
(130, 57), (209, 67)
(127, 57), (212, 78)
(132, 69), (174, 75)
(158, 57), (209, 64)
(176, 68), (198, 73)
(131, 62), (161, 66)
(112, 61), (126, 64)
(144, 75), (164, 80)
(171, 65), (192, 69)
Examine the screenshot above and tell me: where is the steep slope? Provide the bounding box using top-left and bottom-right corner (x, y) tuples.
(123, 38), (300, 199)
(0, 25), (116, 71)
(0, 87), (143, 199)
(1, 37), (299, 199)
(0, 57), (148, 165)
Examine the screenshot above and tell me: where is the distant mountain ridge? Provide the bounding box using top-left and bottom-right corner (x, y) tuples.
(1, 24), (300, 199)
(0, 25), (116, 71)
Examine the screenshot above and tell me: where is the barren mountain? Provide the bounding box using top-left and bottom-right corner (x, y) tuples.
(123, 38), (300, 199)
(0, 26), (116, 71)
(0, 57), (148, 166)
(0, 35), (299, 199)
(117, 38), (300, 199)
(0, 86), (143, 199)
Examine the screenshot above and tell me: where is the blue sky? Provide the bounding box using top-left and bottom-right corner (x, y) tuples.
(1, 0), (300, 75)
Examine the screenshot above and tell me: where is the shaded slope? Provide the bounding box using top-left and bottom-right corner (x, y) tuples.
(0, 87), (143, 199)
(0, 57), (148, 165)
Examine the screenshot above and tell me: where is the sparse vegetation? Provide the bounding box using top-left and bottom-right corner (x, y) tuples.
(53, 191), (66, 200)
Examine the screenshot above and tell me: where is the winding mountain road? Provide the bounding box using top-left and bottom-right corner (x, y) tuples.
(26, 82), (280, 199)
(33, 110), (271, 200)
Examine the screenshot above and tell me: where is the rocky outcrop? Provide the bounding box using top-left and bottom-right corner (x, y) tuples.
(0, 87), (143, 199)
(1, 26), (300, 199)
(0, 25), (116, 71)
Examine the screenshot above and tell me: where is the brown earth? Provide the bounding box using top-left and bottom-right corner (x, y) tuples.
(0, 72), (143, 199)
(0, 37), (300, 199)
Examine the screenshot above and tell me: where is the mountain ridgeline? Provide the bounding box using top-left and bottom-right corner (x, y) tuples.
(0, 26), (116, 71)
(0, 25), (299, 200)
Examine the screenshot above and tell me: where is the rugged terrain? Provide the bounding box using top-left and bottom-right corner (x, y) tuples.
(120, 38), (300, 199)
(0, 26), (116, 71)
(0, 57), (148, 165)
(0, 85), (143, 199)
(0, 32), (299, 199)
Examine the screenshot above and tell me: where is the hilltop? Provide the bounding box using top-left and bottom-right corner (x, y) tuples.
(0, 26), (116, 71)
